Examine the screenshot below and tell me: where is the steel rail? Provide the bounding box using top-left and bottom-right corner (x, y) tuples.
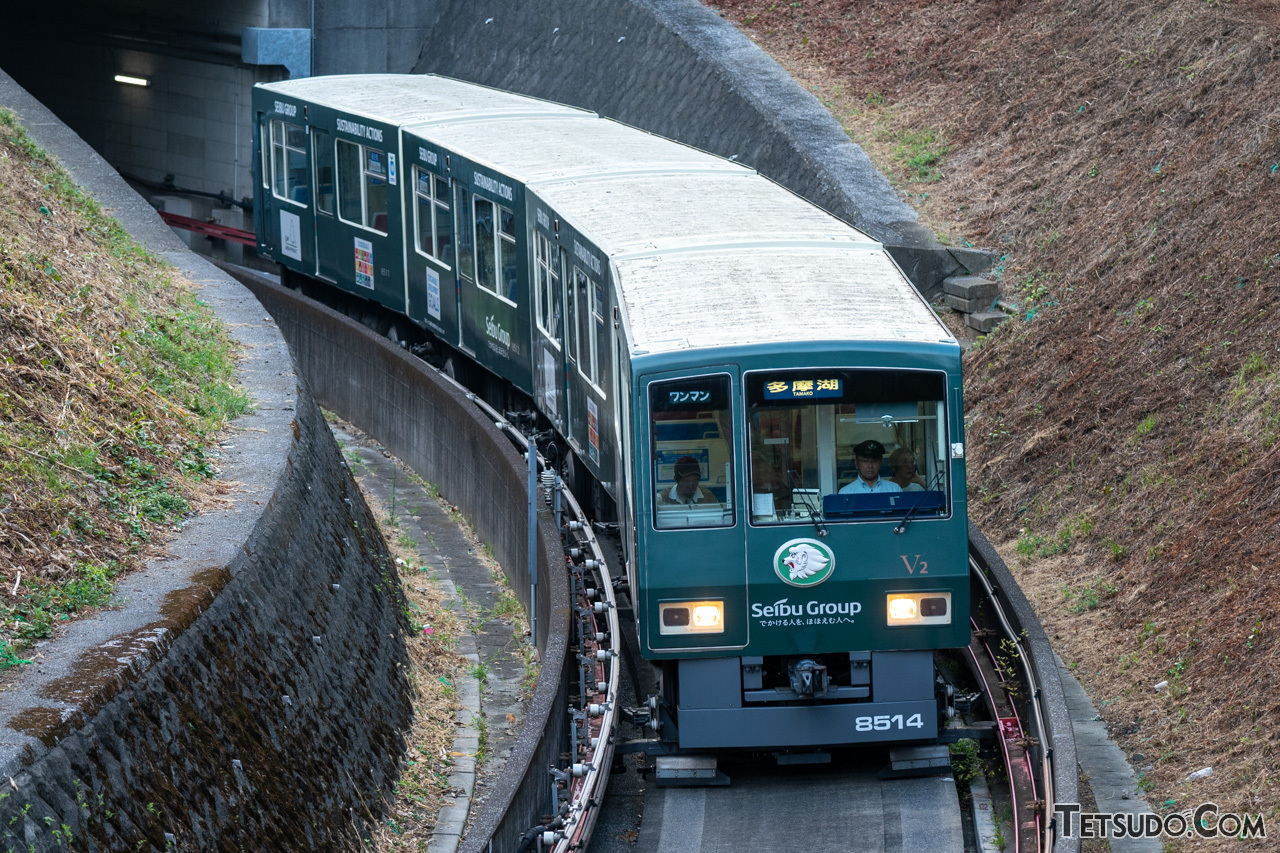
(969, 554), (1057, 853)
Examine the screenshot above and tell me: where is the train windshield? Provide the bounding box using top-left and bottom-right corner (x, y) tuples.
(648, 374), (736, 529)
(745, 369), (949, 525)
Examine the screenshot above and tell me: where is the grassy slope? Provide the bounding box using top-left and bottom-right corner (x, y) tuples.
(711, 0), (1280, 841)
(0, 109), (246, 663)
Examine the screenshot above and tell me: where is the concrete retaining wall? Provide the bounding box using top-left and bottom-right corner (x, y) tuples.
(408, 0), (980, 297)
(238, 272), (573, 853)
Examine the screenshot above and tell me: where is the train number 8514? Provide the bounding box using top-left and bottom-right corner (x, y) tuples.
(854, 714), (926, 732)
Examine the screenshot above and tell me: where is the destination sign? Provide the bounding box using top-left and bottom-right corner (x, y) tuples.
(763, 378), (843, 400)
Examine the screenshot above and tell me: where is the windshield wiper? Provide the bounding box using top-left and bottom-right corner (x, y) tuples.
(893, 473), (946, 535)
(788, 471), (827, 537)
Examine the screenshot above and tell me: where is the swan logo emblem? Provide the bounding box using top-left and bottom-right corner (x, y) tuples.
(773, 539), (836, 587)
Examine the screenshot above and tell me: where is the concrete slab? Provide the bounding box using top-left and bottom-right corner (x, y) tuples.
(635, 760), (962, 853)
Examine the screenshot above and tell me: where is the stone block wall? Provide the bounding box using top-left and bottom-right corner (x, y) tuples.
(0, 393), (413, 853)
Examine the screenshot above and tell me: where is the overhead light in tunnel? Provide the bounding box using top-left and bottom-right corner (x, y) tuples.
(114, 74), (150, 87)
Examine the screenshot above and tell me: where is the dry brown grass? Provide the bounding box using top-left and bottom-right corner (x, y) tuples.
(0, 108), (246, 661)
(358, 483), (464, 851)
(713, 0), (1280, 844)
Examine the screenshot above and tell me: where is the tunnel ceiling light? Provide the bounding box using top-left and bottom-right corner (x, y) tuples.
(114, 74), (150, 87)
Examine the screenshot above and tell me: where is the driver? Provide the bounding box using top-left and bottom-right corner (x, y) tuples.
(658, 456), (719, 505)
(838, 440), (902, 494)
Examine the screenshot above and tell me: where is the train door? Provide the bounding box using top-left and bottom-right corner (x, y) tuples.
(532, 228), (566, 432)
(406, 165), (457, 341)
(254, 112), (276, 253)
(561, 246), (576, 433)
(454, 182), (477, 355)
(263, 113), (315, 275)
(311, 127), (340, 282)
(639, 368), (748, 654)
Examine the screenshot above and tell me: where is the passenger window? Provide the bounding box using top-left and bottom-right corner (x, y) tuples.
(473, 196), (517, 302)
(270, 119), (309, 206)
(649, 375), (735, 529)
(335, 139), (388, 233)
(336, 140), (362, 223)
(564, 250), (577, 363)
(413, 166), (451, 267)
(364, 149), (388, 232)
(574, 267), (604, 390)
(474, 197), (497, 293)
(535, 233), (562, 345)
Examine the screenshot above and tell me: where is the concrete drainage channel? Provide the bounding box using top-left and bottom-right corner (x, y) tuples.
(332, 421), (537, 851)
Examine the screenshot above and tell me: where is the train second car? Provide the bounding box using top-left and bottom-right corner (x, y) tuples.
(252, 74), (969, 754)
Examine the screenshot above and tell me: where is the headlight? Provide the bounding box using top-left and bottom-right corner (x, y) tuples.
(886, 592), (951, 626)
(659, 600), (724, 634)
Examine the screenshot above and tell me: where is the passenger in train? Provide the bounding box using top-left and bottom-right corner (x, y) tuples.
(837, 440), (902, 494)
(657, 456), (720, 505)
(888, 447), (927, 492)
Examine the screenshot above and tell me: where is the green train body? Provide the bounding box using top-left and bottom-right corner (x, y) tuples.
(253, 75), (969, 751)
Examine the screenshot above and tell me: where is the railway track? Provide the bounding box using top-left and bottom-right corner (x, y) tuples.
(226, 264), (1074, 853)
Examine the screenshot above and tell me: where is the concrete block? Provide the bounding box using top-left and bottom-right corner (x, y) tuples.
(943, 275), (999, 300)
(943, 293), (993, 314)
(947, 247), (999, 275)
(965, 311), (1009, 333)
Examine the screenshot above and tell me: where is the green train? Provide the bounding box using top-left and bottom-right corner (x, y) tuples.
(252, 75), (969, 752)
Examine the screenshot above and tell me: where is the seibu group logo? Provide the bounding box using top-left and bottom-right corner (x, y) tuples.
(774, 538), (835, 587)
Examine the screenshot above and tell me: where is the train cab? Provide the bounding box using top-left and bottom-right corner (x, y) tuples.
(633, 350), (969, 751)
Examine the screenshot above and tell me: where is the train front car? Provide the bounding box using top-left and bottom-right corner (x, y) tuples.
(624, 248), (968, 755)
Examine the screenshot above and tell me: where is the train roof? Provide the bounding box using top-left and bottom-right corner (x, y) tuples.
(258, 74), (591, 126)
(258, 74), (956, 354)
(420, 114), (948, 353)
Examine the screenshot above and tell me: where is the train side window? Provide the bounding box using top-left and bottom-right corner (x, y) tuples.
(336, 140), (362, 224)
(649, 374), (735, 529)
(312, 129), (334, 215)
(413, 167), (451, 267)
(592, 280), (606, 384)
(474, 197), (497, 293)
(574, 267), (604, 391)
(335, 139), (389, 234)
(270, 119), (309, 207)
(363, 148), (388, 233)
(473, 197), (517, 303)
(535, 233), (562, 346)
(564, 250), (577, 363)
(434, 176), (453, 264)
(499, 207), (517, 301)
